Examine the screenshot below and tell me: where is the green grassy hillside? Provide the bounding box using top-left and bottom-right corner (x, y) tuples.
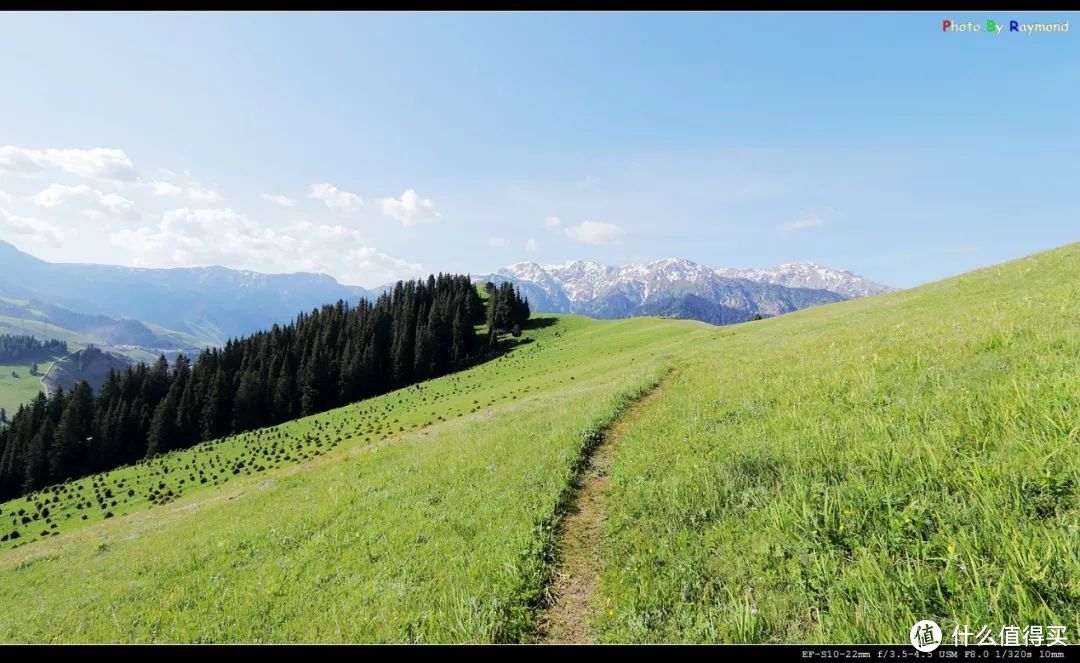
(0, 316), (710, 641)
(0, 350), (68, 418)
(0, 243), (1076, 643)
(598, 244), (1080, 642)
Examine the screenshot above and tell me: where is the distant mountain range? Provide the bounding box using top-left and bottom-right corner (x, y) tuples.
(0, 241), (373, 345)
(0, 241), (896, 347)
(473, 258), (896, 325)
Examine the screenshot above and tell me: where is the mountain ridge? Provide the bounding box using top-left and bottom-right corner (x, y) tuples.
(473, 257), (891, 324)
(0, 241), (374, 344)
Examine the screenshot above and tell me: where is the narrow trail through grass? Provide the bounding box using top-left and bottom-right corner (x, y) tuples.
(536, 367), (678, 644)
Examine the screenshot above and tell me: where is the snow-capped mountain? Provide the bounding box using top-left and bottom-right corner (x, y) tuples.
(473, 258), (894, 326)
(716, 262), (896, 298)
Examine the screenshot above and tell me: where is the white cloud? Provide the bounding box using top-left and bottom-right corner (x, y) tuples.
(377, 189), (440, 226)
(288, 220), (363, 242)
(524, 238), (538, 252)
(146, 180), (221, 203)
(46, 148), (137, 180)
(0, 206), (64, 246)
(309, 183), (364, 213)
(346, 247), (424, 283)
(778, 216), (824, 232)
(0, 190), (10, 203)
(109, 207), (298, 270)
(31, 183), (138, 220)
(0, 145), (136, 180)
(487, 236), (509, 248)
(261, 193), (296, 207)
(0, 146), (43, 174)
(544, 215), (562, 229)
(564, 220), (625, 245)
(106, 207), (414, 287)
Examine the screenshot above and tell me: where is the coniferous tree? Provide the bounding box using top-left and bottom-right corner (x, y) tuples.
(201, 367), (230, 441)
(0, 334), (67, 363)
(23, 419), (53, 494)
(50, 381), (94, 483)
(146, 391), (179, 458)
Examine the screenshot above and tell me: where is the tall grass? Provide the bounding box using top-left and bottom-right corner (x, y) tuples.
(597, 243), (1080, 642)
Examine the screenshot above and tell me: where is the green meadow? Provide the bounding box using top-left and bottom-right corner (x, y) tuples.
(596, 245), (1080, 642)
(0, 243), (1077, 643)
(0, 353), (67, 419)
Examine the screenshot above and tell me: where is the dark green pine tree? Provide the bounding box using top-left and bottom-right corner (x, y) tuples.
(23, 419), (54, 494)
(451, 308), (470, 362)
(201, 368), (231, 441)
(271, 356), (296, 424)
(146, 390), (179, 458)
(300, 350), (326, 417)
(174, 356), (199, 443)
(232, 367), (264, 433)
(50, 380), (94, 483)
(413, 322), (435, 380)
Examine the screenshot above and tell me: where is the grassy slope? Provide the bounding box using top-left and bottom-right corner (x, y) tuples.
(0, 316), (709, 642)
(598, 243), (1080, 642)
(0, 243), (1076, 643)
(0, 351), (68, 416)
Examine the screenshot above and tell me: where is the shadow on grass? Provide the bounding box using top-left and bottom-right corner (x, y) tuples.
(524, 317), (559, 330)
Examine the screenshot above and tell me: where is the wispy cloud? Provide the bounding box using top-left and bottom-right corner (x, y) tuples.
(308, 183), (364, 213)
(377, 189), (440, 226)
(146, 180), (221, 203)
(261, 193), (297, 207)
(346, 247), (424, 283)
(564, 220), (625, 245)
(0, 145), (137, 180)
(287, 220), (363, 242)
(31, 183), (138, 220)
(778, 216), (824, 232)
(0, 206), (65, 246)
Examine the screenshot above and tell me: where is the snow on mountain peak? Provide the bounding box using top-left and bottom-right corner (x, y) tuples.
(716, 261), (894, 298)
(483, 256), (894, 317)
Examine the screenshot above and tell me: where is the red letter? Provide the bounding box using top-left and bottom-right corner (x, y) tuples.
(943, 19), (952, 32)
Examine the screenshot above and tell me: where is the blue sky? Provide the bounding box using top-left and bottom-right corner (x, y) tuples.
(0, 11), (1076, 288)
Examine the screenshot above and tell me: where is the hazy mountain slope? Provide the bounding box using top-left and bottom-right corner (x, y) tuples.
(0, 297), (204, 350)
(0, 241), (373, 343)
(0, 295), (208, 411)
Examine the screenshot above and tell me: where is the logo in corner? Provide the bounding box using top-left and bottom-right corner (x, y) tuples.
(911, 620), (943, 652)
